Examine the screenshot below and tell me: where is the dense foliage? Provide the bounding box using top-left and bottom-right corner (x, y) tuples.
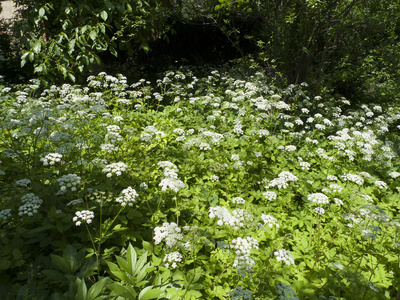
(4, 0), (399, 100)
(0, 67), (399, 299)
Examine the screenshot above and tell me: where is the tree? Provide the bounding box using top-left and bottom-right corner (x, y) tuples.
(13, 0), (172, 82)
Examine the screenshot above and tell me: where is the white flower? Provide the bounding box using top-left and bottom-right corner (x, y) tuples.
(116, 187), (139, 207)
(341, 173), (364, 185)
(209, 206), (252, 229)
(154, 222), (183, 248)
(230, 236), (259, 276)
(72, 210), (94, 226)
(16, 178), (31, 187)
(140, 182), (148, 189)
(210, 175), (219, 182)
(19, 193), (43, 216)
(163, 251), (183, 268)
(274, 249), (294, 265)
(159, 178), (185, 193)
(374, 180), (387, 189)
(389, 171), (400, 179)
(263, 191), (277, 201)
(315, 207), (325, 215)
(102, 162), (128, 177)
(307, 193), (329, 204)
(261, 214), (279, 228)
(232, 197), (245, 204)
(334, 198), (343, 206)
(57, 174), (81, 195)
(41, 153), (63, 166)
(329, 184), (343, 193)
(0, 209), (12, 221)
(231, 154), (240, 161)
(299, 161), (310, 170)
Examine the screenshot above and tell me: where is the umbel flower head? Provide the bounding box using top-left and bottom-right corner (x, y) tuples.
(154, 222), (183, 248)
(72, 210), (94, 226)
(116, 187), (138, 207)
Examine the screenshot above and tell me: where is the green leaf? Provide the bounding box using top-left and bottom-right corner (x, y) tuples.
(67, 72), (76, 82)
(126, 244), (137, 274)
(100, 11), (108, 21)
(51, 254), (71, 273)
(87, 278), (108, 300)
(106, 261), (129, 282)
(110, 46), (118, 57)
(89, 31), (97, 41)
(32, 40), (42, 54)
(63, 244), (78, 272)
(12, 248), (22, 260)
(75, 278), (88, 300)
(138, 286), (163, 300)
(21, 52), (29, 67)
(38, 7), (45, 18)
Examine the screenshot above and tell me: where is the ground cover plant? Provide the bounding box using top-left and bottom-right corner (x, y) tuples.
(0, 68), (399, 299)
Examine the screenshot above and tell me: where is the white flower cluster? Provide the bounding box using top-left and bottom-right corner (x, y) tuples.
(315, 207), (325, 215)
(209, 206), (253, 229)
(159, 178), (186, 193)
(229, 286), (253, 300)
(274, 249), (295, 265)
(307, 193), (329, 204)
(72, 210), (94, 226)
(116, 187), (139, 207)
(298, 161), (310, 170)
(56, 174), (81, 195)
(344, 213), (363, 227)
(210, 174), (219, 182)
(341, 173), (364, 185)
(230, 236), (259, 277)
(140, 126), (165, 143)
(334, 198), (343, 206)
(232, 197), (245, 204)
(389, 171), (400, 179)
(327, 175), (338, 181)
(100, 143), (119, 153)
(19, 193), (43, 216)
(102, 162), (128, 177)
(285, 145), (296, 152)
(361, 226), (381, 241)
(266, 171), (298, 189)
(0, 209), (12, 221)
(154, 222), (183, 248)
(15, 178), (31, 187)
(374, 180), (387, 189)
(158, 161), (186, 193)
(41, 153), (63, 166)
(329, 184), (343, 193)
(276, 283), (299, 300)
(263, 191), (277, 201)
(163, 251), (183, 268)
(261, 214), (279, 228)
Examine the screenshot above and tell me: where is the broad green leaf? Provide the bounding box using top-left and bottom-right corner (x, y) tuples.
(32, 40), (41, 54)
(100, 11), (108, 21)
(38, 7), (45, 18)
(138, 286), (163, 300)
(87, 277), (108, 300)
(51, 254), (71, 273)
(75, 278), (88, 300)
(89, 31), (97, 41)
